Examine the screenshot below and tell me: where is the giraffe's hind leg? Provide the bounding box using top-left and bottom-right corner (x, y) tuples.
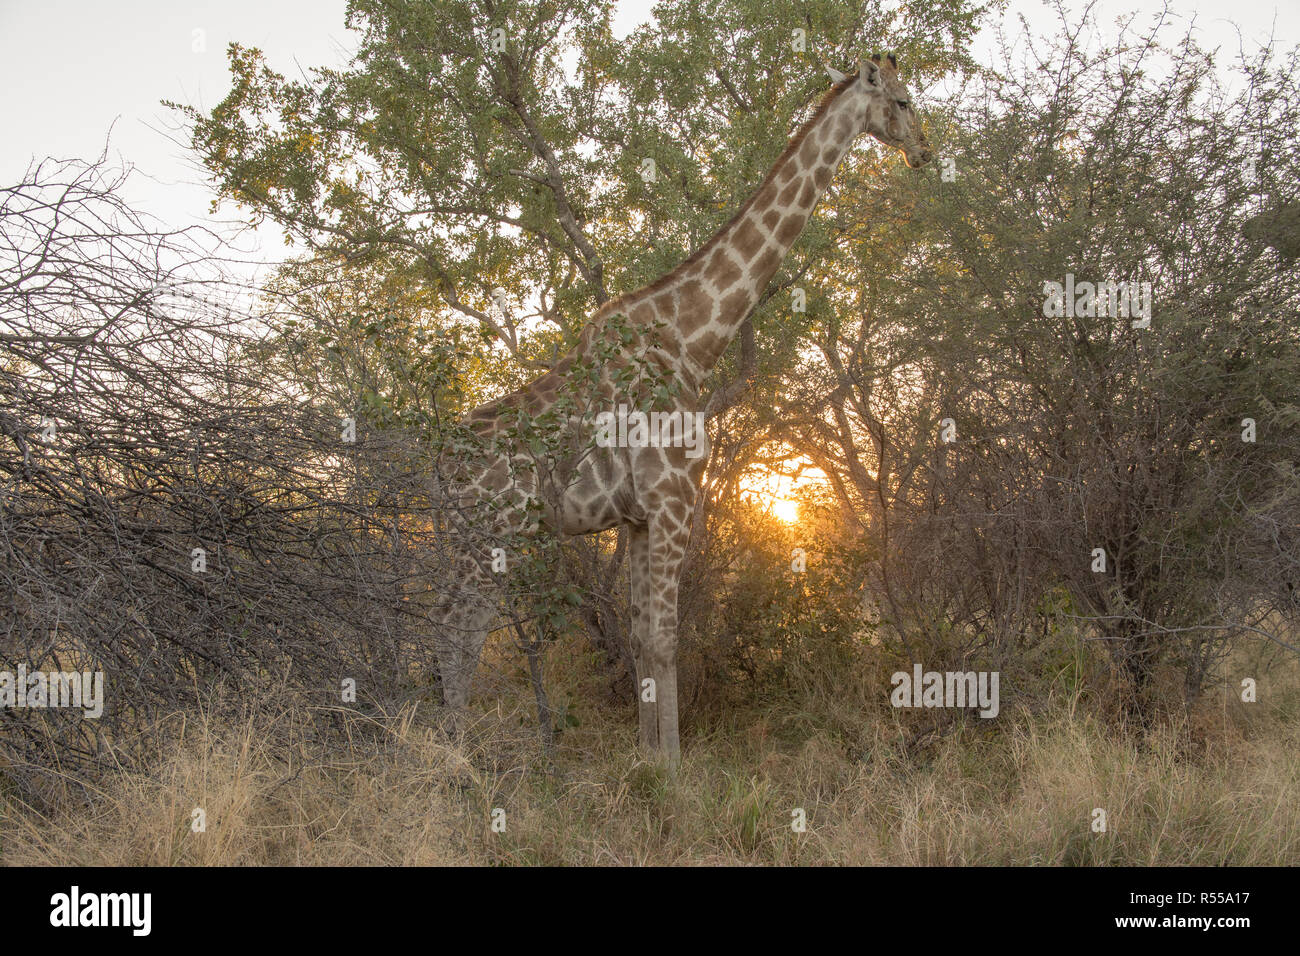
(430, 564), (499, 712)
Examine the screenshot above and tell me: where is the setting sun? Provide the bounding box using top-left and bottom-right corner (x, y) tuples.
(771, 497), (799, 523)
(740, 456), (827, 525)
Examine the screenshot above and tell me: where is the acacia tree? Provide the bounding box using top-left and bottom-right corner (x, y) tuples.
(776, 12), (1300, 722)
(0, 154), (476, 803)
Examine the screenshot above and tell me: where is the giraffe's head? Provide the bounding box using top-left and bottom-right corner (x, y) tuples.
(851, 53), (932, 169)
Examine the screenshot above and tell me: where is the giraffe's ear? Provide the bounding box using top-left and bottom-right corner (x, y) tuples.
(826, 65), (847, 84)
(859, 56), (881, 86)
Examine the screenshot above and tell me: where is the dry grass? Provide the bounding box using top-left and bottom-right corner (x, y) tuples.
(3, 638), (1298, 866)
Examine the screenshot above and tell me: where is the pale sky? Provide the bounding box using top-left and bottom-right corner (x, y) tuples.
(1, 0), (1295, 255)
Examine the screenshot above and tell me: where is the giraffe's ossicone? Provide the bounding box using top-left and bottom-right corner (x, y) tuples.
(429, 52), (931, 764)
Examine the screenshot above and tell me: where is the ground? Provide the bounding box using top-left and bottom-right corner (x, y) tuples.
(4, 635), (1298, 866)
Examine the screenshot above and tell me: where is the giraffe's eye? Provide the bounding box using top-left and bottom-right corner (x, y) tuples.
(897, 100), (910, 109)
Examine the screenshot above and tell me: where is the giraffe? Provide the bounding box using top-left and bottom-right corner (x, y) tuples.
(431, 53), (931, 763)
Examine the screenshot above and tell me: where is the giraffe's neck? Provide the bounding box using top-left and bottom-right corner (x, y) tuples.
(654, 79), (863, 380)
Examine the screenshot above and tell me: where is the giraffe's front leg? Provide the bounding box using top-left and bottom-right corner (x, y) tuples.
(628, 523), (658, 751)
(628, 510), (688, 766)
